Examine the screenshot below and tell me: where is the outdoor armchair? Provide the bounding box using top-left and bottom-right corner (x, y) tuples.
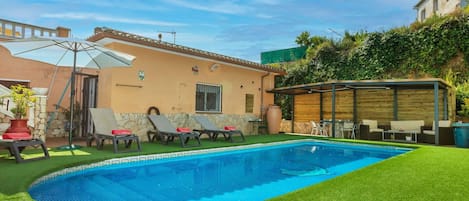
(193, 115), (245, 142)
(89, 108), (141, 153)
(359, 119), (384, 140)
(147, 114), (201, 147)
(421, 120), (454, 145)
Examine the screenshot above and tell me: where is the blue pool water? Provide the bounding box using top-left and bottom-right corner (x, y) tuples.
(29, 141), (410, 201)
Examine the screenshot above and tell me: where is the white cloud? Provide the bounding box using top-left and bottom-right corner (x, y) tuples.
(164, 0), (251, 15)
(253, 0), (281, 6)
(48, 0), (168, 12)
(41, 12), (187, 27)
(256, 14), (274, 19)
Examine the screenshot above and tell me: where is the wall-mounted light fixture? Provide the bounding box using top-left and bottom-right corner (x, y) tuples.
(209, 63), (220, 72)
(192, 65), (199, 73)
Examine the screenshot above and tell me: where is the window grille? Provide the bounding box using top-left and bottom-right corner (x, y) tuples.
(196, 83), (221, 112)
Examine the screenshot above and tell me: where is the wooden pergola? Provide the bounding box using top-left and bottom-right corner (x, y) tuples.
(268, 78), (455, 145)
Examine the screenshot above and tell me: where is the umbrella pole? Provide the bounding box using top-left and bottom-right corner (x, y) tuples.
(68, 57), (75, 148)
(65, 43), (81, 150)
(58, 46), (81, 151)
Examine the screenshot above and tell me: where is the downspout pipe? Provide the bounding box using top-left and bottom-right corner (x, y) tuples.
(260, 72), (271, 119)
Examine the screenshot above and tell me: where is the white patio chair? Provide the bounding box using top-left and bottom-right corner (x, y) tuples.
(342, 121), (356, 139)
(311, 121), (327, 136)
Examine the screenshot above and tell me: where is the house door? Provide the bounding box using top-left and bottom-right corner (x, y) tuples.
(81, 76), (98, 139)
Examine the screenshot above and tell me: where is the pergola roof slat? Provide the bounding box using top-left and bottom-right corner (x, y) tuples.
(268, 78), (452, 95)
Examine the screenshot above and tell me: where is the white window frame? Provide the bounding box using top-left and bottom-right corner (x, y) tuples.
(195, 83), (222, 113)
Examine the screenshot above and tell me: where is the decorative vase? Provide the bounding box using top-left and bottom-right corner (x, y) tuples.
(5, 119), (31, 134)
(267, 105), (282, 134)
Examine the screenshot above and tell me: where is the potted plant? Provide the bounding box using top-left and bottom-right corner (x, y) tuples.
(3, 84), (36, 133)
(454, 97), (469, 147)
(457, 98), (469, 122)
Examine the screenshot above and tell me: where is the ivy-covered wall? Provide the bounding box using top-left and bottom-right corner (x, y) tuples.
(276, 9), (469, 120)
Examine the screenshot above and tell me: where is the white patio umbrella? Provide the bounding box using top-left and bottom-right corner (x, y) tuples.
(0, 36), (135, 149)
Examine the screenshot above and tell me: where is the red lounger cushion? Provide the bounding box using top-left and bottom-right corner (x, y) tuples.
(224, 126), (236, 131)
(2, 132), (32, 140)
(176, 127), (191, 132)
(111, 129), (132, 135)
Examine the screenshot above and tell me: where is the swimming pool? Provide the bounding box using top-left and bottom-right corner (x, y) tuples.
(29, 140), (410, 201)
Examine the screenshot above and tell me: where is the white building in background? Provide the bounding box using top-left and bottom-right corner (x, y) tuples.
(415, 0), (468, 22)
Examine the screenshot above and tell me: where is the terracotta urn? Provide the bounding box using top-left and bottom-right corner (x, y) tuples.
(267, 105), (282, 134)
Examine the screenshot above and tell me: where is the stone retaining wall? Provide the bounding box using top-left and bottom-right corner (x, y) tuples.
(46, 112), (68, 138)
(44, 113), (314, 140)
(31, 96), (47, 141)
(279, 119), (312, 134)
(114, 113), (259, 141)
(45, 112), (261, 142)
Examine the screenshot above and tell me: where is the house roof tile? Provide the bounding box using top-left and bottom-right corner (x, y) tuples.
(87, 27), (285, 74)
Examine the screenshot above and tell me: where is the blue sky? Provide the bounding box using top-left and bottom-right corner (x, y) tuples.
(1, 0), (417, 62)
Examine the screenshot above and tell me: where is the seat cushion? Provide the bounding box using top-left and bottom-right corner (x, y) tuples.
(224, 126), (236, 131)
(390, 120), (424, 131)
(176, 127), (191, 132)
(2, 132), (32, 140)
(369, 128), (384, 133)
(362, 120), (378, 130)
(423, 130), (435, 135)
(433, 120), (451, 130)
(111, 129), (132, 135)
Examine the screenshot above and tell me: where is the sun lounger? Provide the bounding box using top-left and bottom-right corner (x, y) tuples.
(0, 132), (49, 163)
(193, 116), (245, 142)
(147, 115), (201, 147)
(89, 108), (141, 153)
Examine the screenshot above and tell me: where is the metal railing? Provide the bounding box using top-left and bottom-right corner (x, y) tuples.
(0, 18), (58, 40)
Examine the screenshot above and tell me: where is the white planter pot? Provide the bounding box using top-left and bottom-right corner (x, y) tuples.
(405, 136), (412, 141)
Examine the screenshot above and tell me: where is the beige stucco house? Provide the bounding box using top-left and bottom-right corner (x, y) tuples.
(415, 0), (467, 22)
(85, 27), (284, 139)
(0, 19), (284, 141)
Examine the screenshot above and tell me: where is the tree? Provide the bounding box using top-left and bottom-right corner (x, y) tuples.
(295, 31), (311, 47)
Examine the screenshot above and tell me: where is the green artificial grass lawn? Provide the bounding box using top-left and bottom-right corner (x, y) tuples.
(1, 134), (469, 201)
(270, 142), (469, 201)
